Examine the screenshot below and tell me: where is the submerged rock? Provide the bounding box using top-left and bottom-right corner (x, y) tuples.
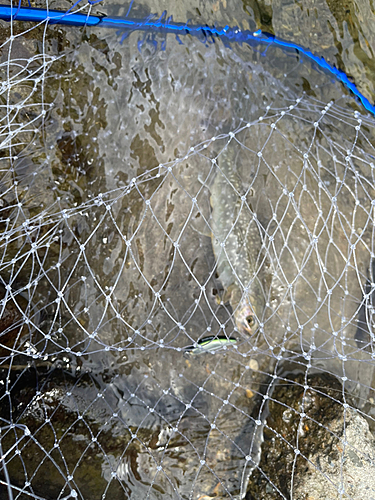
(293, 409), (375, 500)
(246, 370), (375, 499)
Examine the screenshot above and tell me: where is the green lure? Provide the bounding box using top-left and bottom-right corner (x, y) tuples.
(184, 336), (237, 355)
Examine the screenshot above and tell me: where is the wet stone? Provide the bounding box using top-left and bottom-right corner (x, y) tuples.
(246, 371), (346, 499)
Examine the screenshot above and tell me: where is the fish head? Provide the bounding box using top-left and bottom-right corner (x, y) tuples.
(234, 294), (259, 336)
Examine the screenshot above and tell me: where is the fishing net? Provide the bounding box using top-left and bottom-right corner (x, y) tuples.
(0, 0), (375, 499)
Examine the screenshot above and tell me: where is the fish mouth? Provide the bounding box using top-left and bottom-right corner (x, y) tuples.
(234, 295), (259, 336)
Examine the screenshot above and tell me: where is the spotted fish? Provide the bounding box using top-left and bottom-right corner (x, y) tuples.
(210, 141), (265, 336)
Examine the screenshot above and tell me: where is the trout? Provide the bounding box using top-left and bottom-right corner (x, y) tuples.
(210, 142), (265, 336)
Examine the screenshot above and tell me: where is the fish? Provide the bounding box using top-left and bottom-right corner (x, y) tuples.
(184, 336), (237, 355)
(210, 141), (265, 336)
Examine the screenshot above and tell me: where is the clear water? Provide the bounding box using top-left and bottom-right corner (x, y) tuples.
(0, 0), (375, 499)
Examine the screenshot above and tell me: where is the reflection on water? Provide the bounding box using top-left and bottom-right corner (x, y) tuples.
(0, 0), (375, 498)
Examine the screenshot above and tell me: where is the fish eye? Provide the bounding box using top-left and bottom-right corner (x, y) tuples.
(246, 315), (254, 327)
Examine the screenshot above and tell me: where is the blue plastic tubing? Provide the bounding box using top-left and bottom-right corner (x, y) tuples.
(0, 4), (374, 116)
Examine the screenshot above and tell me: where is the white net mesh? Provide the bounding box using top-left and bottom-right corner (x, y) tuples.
(0, 1), (375, 499)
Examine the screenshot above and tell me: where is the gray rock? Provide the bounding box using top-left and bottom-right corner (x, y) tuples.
(294, 409), (375, 500)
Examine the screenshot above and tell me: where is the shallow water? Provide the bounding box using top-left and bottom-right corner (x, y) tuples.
(0, 0), (375, 499)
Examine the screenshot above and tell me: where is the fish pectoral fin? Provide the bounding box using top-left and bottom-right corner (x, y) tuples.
(215, 294), (222, 305)
(222, 283), (241, 306)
